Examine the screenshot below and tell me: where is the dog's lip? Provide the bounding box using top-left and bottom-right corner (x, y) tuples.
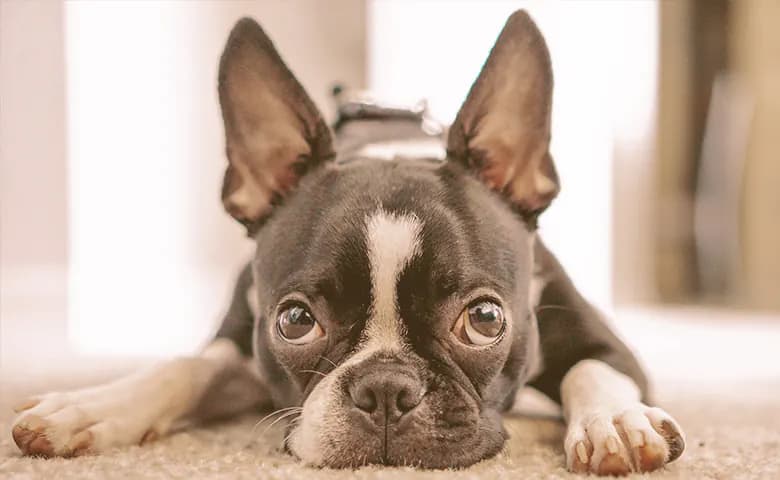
(390, 408), (418, 434)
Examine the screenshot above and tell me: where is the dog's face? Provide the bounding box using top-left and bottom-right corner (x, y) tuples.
(217, 11), (558, 468)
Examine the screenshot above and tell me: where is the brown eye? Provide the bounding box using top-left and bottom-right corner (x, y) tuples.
(277, 304), (324, 344)
(454, 300), (505, 346)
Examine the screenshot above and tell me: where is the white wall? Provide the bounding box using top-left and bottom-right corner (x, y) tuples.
(65, 0), (366, 356)
(1, 0), (70, 367)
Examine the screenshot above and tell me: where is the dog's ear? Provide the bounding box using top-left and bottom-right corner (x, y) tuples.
(218, 18), (334, 232)
(447, 10), (558, 218)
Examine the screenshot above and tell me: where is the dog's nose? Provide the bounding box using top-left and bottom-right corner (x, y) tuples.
(348, 369), (424, 423)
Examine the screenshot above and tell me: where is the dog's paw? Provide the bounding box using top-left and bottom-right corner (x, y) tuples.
(11, 388), (162, 457)
(565, 404), (685, 476)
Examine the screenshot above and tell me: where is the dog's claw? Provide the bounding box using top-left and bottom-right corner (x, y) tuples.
(660, 419), (685, 462)
(605, 436), (619, 454)
(627, 429), (644, 448)
(569, 438), (593, 474)
(576, 441), (589, 464)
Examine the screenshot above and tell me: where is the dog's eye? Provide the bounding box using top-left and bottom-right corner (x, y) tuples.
(277, 304), (324, 345)
(454, 300), (505, 346)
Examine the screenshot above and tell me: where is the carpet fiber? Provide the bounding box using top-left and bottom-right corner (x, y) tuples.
(3, 308), (780, 479)
(1, 372), (779, 480)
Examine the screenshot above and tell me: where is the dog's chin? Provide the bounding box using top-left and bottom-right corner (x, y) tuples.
(288, 416), (506, 469)
(286, 375), (507, 469)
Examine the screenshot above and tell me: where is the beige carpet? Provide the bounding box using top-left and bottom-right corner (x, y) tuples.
(2, 308), (780, 479)
(1, 370), (779, 480)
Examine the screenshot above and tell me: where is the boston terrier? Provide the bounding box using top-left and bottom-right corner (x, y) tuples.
(11, 10), (684, 475)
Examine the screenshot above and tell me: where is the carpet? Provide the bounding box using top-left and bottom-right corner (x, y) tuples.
(2, 308), (780, 479)
(1, 373), (779, 479)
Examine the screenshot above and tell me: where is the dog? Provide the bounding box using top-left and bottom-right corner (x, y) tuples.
(11, 10), (684, 475)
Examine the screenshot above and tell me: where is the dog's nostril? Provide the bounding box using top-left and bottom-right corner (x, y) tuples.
(349, 374), (424, 420)
(396, 385), (424, 413)
(350, 383), (378, 413)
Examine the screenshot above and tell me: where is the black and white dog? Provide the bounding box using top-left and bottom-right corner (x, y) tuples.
(12, 11), (684, 475)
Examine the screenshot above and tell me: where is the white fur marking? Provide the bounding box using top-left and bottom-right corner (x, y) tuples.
(561, 359), (684, 473)
(288, 210), (424, 466)
(290, 322), (417, 465)
(364, 210), (423, 349)
(561, 359), (641, 421)
(12, 339), (250, 456)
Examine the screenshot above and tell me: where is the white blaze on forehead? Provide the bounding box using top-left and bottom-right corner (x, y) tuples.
(289, 210), (424, 465)
(364, 210), (423, 349)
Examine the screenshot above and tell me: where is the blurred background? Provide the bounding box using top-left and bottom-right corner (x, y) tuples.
(1, 0), (778, 383)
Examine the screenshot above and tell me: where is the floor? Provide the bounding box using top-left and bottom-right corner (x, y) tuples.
(1, 307), (779, 479)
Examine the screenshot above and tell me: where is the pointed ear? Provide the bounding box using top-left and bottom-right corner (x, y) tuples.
(447, 10), (559, 218)
(218, 18), (334, 232)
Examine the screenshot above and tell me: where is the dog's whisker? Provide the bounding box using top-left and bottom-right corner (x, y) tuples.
(259, 412), (300, 441)
(251, 406), (303, 434)
(254, 406), (301, 428)
(284, 415), (302, 432)
(299, 369), (327, 377)
(243, 407), (299, 449)
(260, 409), (302, 437)
(319, 355), (338, 368)
(282, 425), (297, 444)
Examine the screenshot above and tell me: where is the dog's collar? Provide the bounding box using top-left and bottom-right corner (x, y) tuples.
(332, 87), (444, 136)
(331, 87), (446, 162)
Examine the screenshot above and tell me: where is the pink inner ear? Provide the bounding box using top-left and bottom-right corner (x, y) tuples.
(472, 133), (559, 214)
(218, 17), (334, 231)
(446, 11), (559, 215)
(273, 162), (301, 194)
(223, 141), (307, 223)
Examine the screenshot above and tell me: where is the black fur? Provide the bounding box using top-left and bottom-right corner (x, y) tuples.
(214, 117), (647, 467)
(212, 13), (648, 468)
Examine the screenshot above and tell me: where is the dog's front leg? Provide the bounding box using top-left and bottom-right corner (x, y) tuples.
(11, 338), (267, 457)
(528, 240), (684, 475)
(561, 359), (685, 475)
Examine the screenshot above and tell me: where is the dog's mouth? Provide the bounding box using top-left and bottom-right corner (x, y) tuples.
(284, 416), (506, 469)
(284, 372), (507, 469)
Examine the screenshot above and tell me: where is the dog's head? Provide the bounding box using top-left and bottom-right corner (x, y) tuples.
(218, 10), (557, 468)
